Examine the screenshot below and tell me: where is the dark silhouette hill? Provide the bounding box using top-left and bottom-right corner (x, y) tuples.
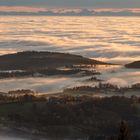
(125, 61), (140, 68)
(0, 51), (109, 70)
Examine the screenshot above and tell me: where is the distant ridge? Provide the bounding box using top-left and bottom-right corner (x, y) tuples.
(125, 61), (140, 68)
(0, 51), (109, 70)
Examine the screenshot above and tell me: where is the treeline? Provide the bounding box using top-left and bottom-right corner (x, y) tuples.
(64, 83), (140, 94)
(0, 94), (140, 137)
(0, 68), (100, 79)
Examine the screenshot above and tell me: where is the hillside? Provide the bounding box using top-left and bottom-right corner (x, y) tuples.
(0, 51), (109, 70)
(125, 61), (140, 68)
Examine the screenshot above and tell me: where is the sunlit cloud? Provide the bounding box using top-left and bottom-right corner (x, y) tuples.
(0, 16), (140, 64)
(0, 6), (140, 14)
(0, 6), (82, 13)
(0, 6), (48, 13)
(94, 8), (140, 13)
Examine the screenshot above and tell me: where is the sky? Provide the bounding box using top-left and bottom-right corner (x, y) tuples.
(0, 0), (140, 8)
(0, 0), (140, 13)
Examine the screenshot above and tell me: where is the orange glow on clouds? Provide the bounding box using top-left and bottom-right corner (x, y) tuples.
(0, 6), (48, 13)
(0, 6), (140, 13)
(94, 8), (140, 13)
(0, 6), (82, 13)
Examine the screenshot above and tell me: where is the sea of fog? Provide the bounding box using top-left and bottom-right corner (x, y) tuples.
(0, 16), (139, 93)
(0, 16), (140, 64)
(0, 128), (47, 140)
(0, 66), (139, 94)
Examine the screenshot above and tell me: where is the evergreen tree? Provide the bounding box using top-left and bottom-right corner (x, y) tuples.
(118, 121), (130, 140)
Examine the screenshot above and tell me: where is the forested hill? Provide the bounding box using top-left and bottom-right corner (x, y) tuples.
(125, 61), (140, 68)
(0, 51), (109, 70)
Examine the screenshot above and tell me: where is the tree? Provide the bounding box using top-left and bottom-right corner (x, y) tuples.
(118, 121), (130, 140)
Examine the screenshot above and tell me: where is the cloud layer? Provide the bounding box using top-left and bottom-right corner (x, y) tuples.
(0, 7), (140, 16)
(0, 16), (140, 64)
